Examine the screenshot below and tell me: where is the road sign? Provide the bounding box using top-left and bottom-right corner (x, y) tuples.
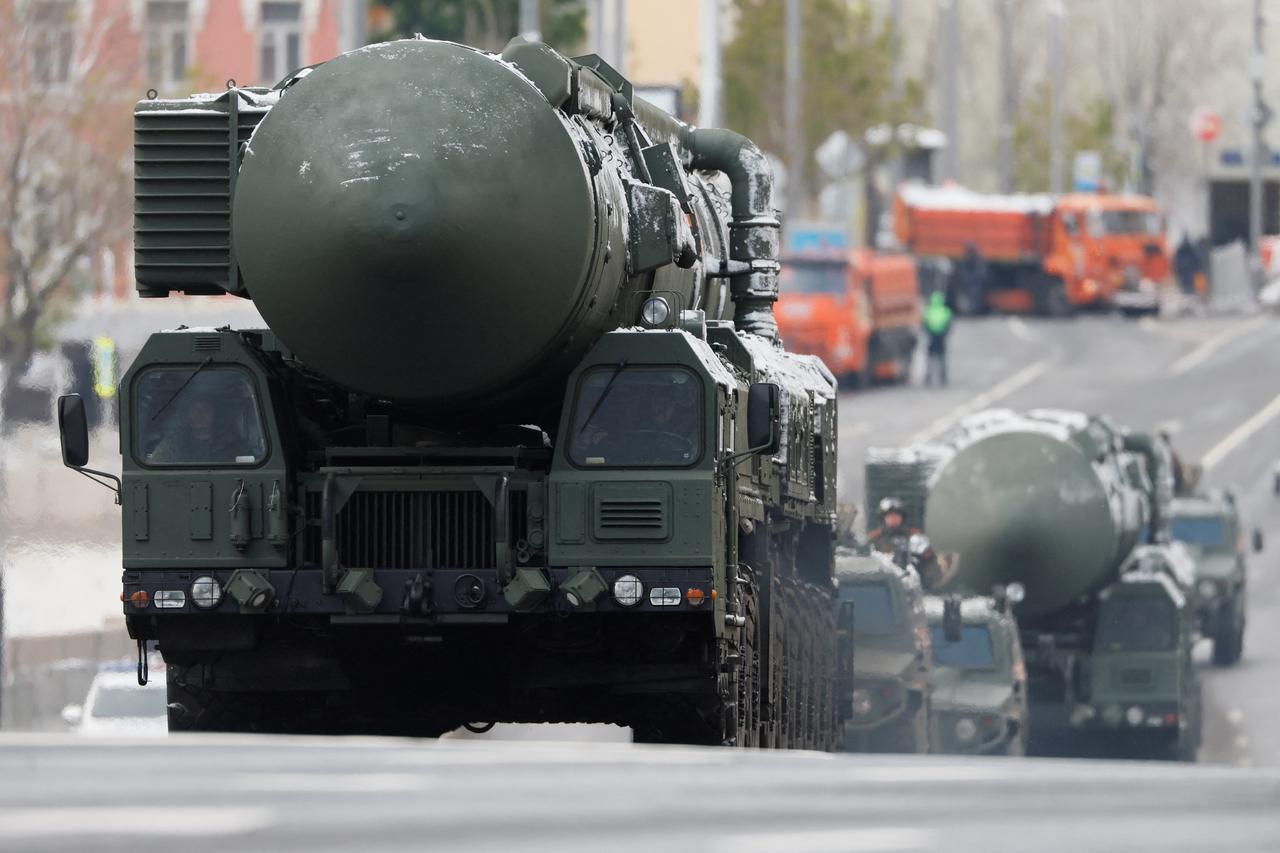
(1073, 150), (1102, 192)
(1190, 108), (1223, 143)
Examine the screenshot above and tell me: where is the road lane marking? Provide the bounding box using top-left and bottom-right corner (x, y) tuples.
(0, 807), (274, 839)
(1006, 316), (1033, 342)
(1201, 390), (1280, 471)
(908, 360), (1052, 444)
(713, 827), (937, 853)
(1169, 315), (1269, 376)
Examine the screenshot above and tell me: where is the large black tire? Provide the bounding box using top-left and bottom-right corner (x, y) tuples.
(890, 703), (930, 754)
(1034, 275), (1072, 317)
(1003, 731), (1026, 757)
(1212, 603), (1245, 666)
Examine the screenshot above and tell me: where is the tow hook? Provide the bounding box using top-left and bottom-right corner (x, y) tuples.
(402, 573), (430, 616)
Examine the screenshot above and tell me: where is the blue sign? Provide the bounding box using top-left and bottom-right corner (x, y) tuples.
(786, 226), (850, 255)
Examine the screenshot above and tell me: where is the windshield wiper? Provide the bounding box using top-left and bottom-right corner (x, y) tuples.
(577, 360), (627, 435)
(150, 356), (214, 422)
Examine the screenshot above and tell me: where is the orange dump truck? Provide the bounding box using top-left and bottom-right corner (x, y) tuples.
(895, 185), (1171, 315)
(776, 248), (921, 387)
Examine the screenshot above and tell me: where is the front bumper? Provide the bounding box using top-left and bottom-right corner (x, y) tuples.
(123, 566), (716, 621)
(1109, 279), (1161, 310)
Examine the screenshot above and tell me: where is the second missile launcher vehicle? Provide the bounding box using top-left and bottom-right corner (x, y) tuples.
(836, 549), (931, 753)
(58, 37), (851, 747)
(869, 408), (1202, 758)
(1170, 491), (1258, 666)
(926, 591), (1028, 756)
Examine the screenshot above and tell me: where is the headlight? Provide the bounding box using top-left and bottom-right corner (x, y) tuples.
(640, 296), (671, 327)
(153, 590), (186, 609)
(954, 717), (978, 742)
(1197, 579), (1218, 600)
(1125, 705), (1145, 726)
(612, 575), (643, 607)
(190, 576), (223, 609)
(850, 689), (873, 717)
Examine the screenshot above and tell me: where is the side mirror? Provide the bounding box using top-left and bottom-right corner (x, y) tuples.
(747, 382), (780, 455)
(943, 594), (963, 643)
(1253, 528), (1264, 553)
(61, 703), (83, 728)
(58, 394), (90, 468)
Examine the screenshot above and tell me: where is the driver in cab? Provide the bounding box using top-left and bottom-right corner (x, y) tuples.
(574, 369), (699, 466)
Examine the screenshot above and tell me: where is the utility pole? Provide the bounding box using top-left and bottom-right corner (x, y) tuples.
(592, 0), (607, 57)
(612, 0), (628, 74)
(784, 0), (804, 216)
(519, 0), (540, 41)
(699, 0), (722, 128)
(1250, 0), (1268, 285)
(997, 0), (1015, 192)
(938, 0), (960, 182)
(890, 0), (904, 100)
(1047, 0), (1065, 194)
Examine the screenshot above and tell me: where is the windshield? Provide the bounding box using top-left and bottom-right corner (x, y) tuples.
(930, 625), (995, 668)
(135, 367), (267, 466)
(1087, 208), (1162, 236)
(1170, 516), (1228, 549)
(569, 367), (702, 467)
(91, 685), (167, 719)
(780, 260), (847, 295)
(1096, 597), (1177, 652)
(839, 582), (896, 635)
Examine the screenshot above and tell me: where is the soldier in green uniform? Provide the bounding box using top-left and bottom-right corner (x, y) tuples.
(867, 497), (944, 589)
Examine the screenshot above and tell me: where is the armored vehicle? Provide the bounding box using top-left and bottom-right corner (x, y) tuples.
(1087, 544), (1202, 760)
(868, 408), (1201, 758)
(58, 38), (850, 747)
(925, 591), (1028, 756)
(836, 549), (931, 753)
(1170, 492), (1258, 666)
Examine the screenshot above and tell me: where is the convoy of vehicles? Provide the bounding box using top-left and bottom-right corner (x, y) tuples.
(894, 185), (1171, 315)
(59, 37), (853, 746)
(1170, 491), (1257, 666)
(776, 243), (921, 387)
(866, 408), (1202, 760)
(836, 549), (931, 753)
(926, 592), (1029, 757)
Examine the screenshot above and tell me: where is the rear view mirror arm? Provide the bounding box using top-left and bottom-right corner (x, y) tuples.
(74, 467), (122, 504)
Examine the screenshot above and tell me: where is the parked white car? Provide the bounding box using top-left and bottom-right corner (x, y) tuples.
(62, 670), (168, 736)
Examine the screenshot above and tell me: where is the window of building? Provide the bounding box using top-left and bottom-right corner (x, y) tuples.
(144, 1), (190, 86)
(30, 1), (76, 86)
(260, 1), (303, 85)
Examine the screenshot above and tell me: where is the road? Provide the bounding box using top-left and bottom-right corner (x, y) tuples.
(838, 310), (1280, 768)
(0, 736), (1277, 852)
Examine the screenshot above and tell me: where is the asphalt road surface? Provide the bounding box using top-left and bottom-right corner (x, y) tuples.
(7, 310), (1280, 850)
(1, 735), (1277, 852)
(839, 310), (1280, 769)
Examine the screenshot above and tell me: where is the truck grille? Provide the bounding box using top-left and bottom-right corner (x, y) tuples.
(305, 490), (497, 569)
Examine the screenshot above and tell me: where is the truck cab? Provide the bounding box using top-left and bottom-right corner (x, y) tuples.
(1052, 194), (1170, 315)
(925, 593), (1028, 756)
(1170, 492), (1255, 666)
(836, 548), (932, 753)
(1084, 545), (1202, 760)
(776, 244), (919, 388)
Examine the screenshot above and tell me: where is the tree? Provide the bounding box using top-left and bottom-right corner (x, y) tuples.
(375, 0), (587, 53)
(723, 0), (920, 215)
(1011, 85), (1125, 193)
(0, 2), (134, 423)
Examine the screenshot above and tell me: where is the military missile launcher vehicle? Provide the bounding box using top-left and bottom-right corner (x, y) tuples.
(58, 38), (851, 747)
(866, 408), (1202, 758)
(836, 548), (932, 753)
(1170, 491), (1258, 666)
(925, 591), (1028, 756)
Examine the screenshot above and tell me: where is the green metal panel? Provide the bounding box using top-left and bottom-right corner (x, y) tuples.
(555, 482), (587, 544)
(188, 482), (212, 540)
(591, 482), (671, 541)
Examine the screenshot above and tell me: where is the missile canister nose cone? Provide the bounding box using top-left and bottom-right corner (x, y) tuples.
(232, 39), (598, 404)
(926, 430), (1117, 616)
